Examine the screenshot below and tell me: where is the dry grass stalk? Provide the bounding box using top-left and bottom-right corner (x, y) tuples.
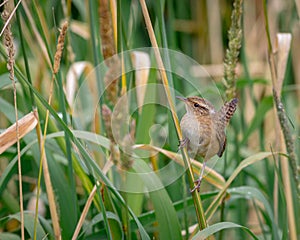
(33, 21), (69, 240)
(53, 21), (69, 74)
(273, 33), (300, 199)
(272, 33), (292, 222)
(72, 182), (100, 240)
(37, 125), (62, 239)
(263, 4), (298, 235)
(0, 0), (21, 37)
(0, 110), (38, 154)
(2, 6), (25, 239)
(264, 0), (298, 234)
(139, 0), (208, 231)
(21, 1), (51, 67)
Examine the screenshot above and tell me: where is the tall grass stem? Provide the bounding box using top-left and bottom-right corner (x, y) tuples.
(139, 0), (208, 231)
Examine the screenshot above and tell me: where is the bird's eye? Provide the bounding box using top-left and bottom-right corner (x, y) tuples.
(194, 103), (200, 107)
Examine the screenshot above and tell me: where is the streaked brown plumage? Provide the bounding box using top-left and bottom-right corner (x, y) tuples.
(177, 96), (238, 192)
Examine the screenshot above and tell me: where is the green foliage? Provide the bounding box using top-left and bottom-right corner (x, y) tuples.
(0, 0), (299, 239)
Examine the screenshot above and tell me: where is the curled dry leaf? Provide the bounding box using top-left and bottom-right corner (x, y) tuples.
(131, 51), (150, 112)
(65, 61), (94, 108)
(275, 33), (292, 95)
(0, 110), (38, 154)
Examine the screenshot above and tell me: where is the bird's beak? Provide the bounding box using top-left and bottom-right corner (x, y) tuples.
(176, 96), (187, 102)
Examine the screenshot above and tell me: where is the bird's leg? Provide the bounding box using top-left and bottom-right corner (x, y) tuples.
(190, 161), (206, 193)
(178, 137), (189, 151)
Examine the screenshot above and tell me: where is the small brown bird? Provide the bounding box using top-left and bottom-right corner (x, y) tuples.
(177, 96), (238, 192)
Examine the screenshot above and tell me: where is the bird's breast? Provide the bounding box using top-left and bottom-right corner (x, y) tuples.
(180, 114), (219, 159)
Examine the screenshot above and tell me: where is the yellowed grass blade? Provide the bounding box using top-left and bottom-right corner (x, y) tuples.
(133, 144), (225, 189)
(0, 110), (38, 154)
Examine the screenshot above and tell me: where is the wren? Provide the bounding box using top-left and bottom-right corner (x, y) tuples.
(177, 96), (238, 192)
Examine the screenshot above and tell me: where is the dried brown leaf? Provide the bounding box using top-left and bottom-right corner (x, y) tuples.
(0, 110), (38, 154)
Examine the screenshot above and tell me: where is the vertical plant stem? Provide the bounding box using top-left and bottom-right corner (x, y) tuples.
(54, 29), (78, 228)
(1, 7), (24, 240)
(35, 120), (62, 240)
(14, 39), (24, 240)
(88, 0), (104, 130)
(222, 1), (243, 232)
(35, 21), (71, 240)
(15, 0), (35, 107)
(15, 5), (63, 237)
(34, 75), (62, 240)
(139, 0), (207, 230)
(263, 1), (298, 240)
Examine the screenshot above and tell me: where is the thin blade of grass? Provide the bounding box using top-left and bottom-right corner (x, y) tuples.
(132, 159), (182, 239)
(8, 61), (150, 240)
(139, 0), (207, 230)
(228, 186), (280, 240)
(193, 222), (259, 240)
(8, 212), (47, 240)
(205, 152), (274, 221)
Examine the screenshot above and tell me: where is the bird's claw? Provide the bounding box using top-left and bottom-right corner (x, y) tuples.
(178, 138), (189, 150)
(190, 177), (202, 193)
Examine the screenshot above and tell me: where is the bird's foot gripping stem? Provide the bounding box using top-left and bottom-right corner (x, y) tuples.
(178, 138), (189, 150)
(190, 161), (207, 193)
(190, 177), (202, 193)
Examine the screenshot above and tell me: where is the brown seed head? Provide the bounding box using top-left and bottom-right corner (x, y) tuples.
(53, 21), (69, 74)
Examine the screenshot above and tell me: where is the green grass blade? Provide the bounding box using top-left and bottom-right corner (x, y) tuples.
(79, 212), (123, 239)
(132, 159), (182, 239)
(9, 61), (150, 240)
(193, 222), (259, 240)
(228, 186), (280, 240)
(206, 152), (274, 220)
(0, 73), (13, 89)
(0, 233), (21, 240)
(8, 212), (48, 240)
